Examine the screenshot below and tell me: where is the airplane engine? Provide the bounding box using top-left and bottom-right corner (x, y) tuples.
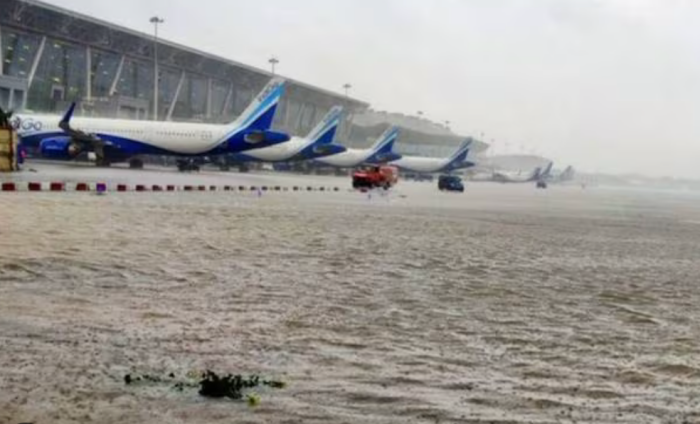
(311, 144), (345, 157)
(39, 137), (82, 160)
(242, 129), (289, 145)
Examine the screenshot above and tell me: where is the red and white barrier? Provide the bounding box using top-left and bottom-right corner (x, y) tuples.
(0, 182), (343, 194)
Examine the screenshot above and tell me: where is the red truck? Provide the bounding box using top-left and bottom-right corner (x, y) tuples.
(352, 165), (399, 190)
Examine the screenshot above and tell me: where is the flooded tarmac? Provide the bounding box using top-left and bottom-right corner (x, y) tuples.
(2, 173), (700, 423)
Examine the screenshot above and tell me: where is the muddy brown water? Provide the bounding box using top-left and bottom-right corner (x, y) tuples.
(1, 185), (700, 423)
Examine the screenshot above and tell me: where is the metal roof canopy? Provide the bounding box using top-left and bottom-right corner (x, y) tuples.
(2, 0), (369, 108)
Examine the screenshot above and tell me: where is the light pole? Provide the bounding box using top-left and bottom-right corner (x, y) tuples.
(269, 57), (279, 75)
(343, 83), (352, 98)
(150, 16), (164, 121)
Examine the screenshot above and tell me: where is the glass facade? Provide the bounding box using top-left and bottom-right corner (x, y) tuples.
(187, 76), (207, 118)
(158, 68), (181, 119)
(171, 74), (190, 120)
(117, 58), (153, 101)
(0, 24), (365, 132)
(299, 103), (316, 134)
(286, 100), (303, 132)
(1, 28), (40, 79)
(90, 49), (120, 98)
(210, 79), (228, 118)
(29, 39), (86, 111)
(232, 87), (253, 117)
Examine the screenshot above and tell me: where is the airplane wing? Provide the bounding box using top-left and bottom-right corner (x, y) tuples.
(58, 103), (115, 164)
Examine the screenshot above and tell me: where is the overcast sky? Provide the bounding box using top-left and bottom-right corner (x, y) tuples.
(46, 0), (700, 178)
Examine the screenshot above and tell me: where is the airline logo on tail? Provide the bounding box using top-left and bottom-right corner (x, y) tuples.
(297, 105), (347, 158)
(366, 126), (401, 164)
(444, 138), (475, 171)
(226, 78), (287, 141)
(306, 105), (344, 146)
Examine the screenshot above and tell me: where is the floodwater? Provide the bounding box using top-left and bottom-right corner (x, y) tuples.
(2, 172), (700, 424)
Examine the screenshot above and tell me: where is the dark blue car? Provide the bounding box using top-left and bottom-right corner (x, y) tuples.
(438, 175), (464, 192)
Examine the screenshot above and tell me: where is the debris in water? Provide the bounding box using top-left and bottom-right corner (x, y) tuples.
(123, 370), (286, 403)
(246, 393), (261, 407)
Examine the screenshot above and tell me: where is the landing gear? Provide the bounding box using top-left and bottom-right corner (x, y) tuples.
(129, 158), (144, 169)
(95, 159), (111, 168)
(536, 180), (548, 189)
(218, 161), (231, 172)
(177, 159), (200, 173)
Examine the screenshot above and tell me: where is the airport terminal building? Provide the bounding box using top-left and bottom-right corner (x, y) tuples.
(347, 110), (489, 159)
(0, 0), (369, 136)
(0, 0), (487, 162)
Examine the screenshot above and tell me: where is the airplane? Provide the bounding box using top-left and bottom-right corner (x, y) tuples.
(490, 161), (553, 184)
(314, 126), (402, 168)
(538, 161), (554, 182)
(225, 105), (346, 164)
(491, 167), (541, 183)
(390, 139), (475, 174)
(13, 78), (290, 168)
(556, 165), (576, 183)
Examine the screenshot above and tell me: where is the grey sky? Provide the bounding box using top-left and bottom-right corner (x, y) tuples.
(46, 0), (700, 178)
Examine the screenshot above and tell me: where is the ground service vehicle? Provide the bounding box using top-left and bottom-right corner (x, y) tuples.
(438, 175), (465, 192)
(352, 165), (399, 190)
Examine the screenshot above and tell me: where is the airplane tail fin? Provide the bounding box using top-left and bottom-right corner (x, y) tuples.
(229, 77), (286, 132)
(559, 165), (575, 182)
(445, 138), (474, 169)
(366, 126), (401, 163)
(529, 167), (542, 181)
(60, 102), (77, 127)
(540, 161), (554, 179)
(305, 105), (344, 146)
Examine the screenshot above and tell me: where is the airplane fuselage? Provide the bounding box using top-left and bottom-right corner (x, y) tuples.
(392, 156), (474, 174)
(15, 77), (289, 164)
(232, 136), (311, 162)
(15, 114), (274, 157)
(315, 148), (375, 168)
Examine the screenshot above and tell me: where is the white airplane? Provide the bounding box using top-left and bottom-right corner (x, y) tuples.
(391, 139), (475, 173)
(14, 78), (289, 168)
(491, 161), (552, 184)
(314, 126), (401, 168)
(227, 105), (346, 163)
(554, 165), (576, 183)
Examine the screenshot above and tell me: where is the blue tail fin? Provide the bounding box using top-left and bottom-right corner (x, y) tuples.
(540, 161), (554, 179)
(306, 105), (344, 146)
(445, 138), (474, 170)
(60, 102), (76, 125)
(230, 77), (286, 132)
(366, 126), (401, 163)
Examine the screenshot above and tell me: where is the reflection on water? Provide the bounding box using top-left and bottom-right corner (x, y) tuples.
(2, 189), (700, 423)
